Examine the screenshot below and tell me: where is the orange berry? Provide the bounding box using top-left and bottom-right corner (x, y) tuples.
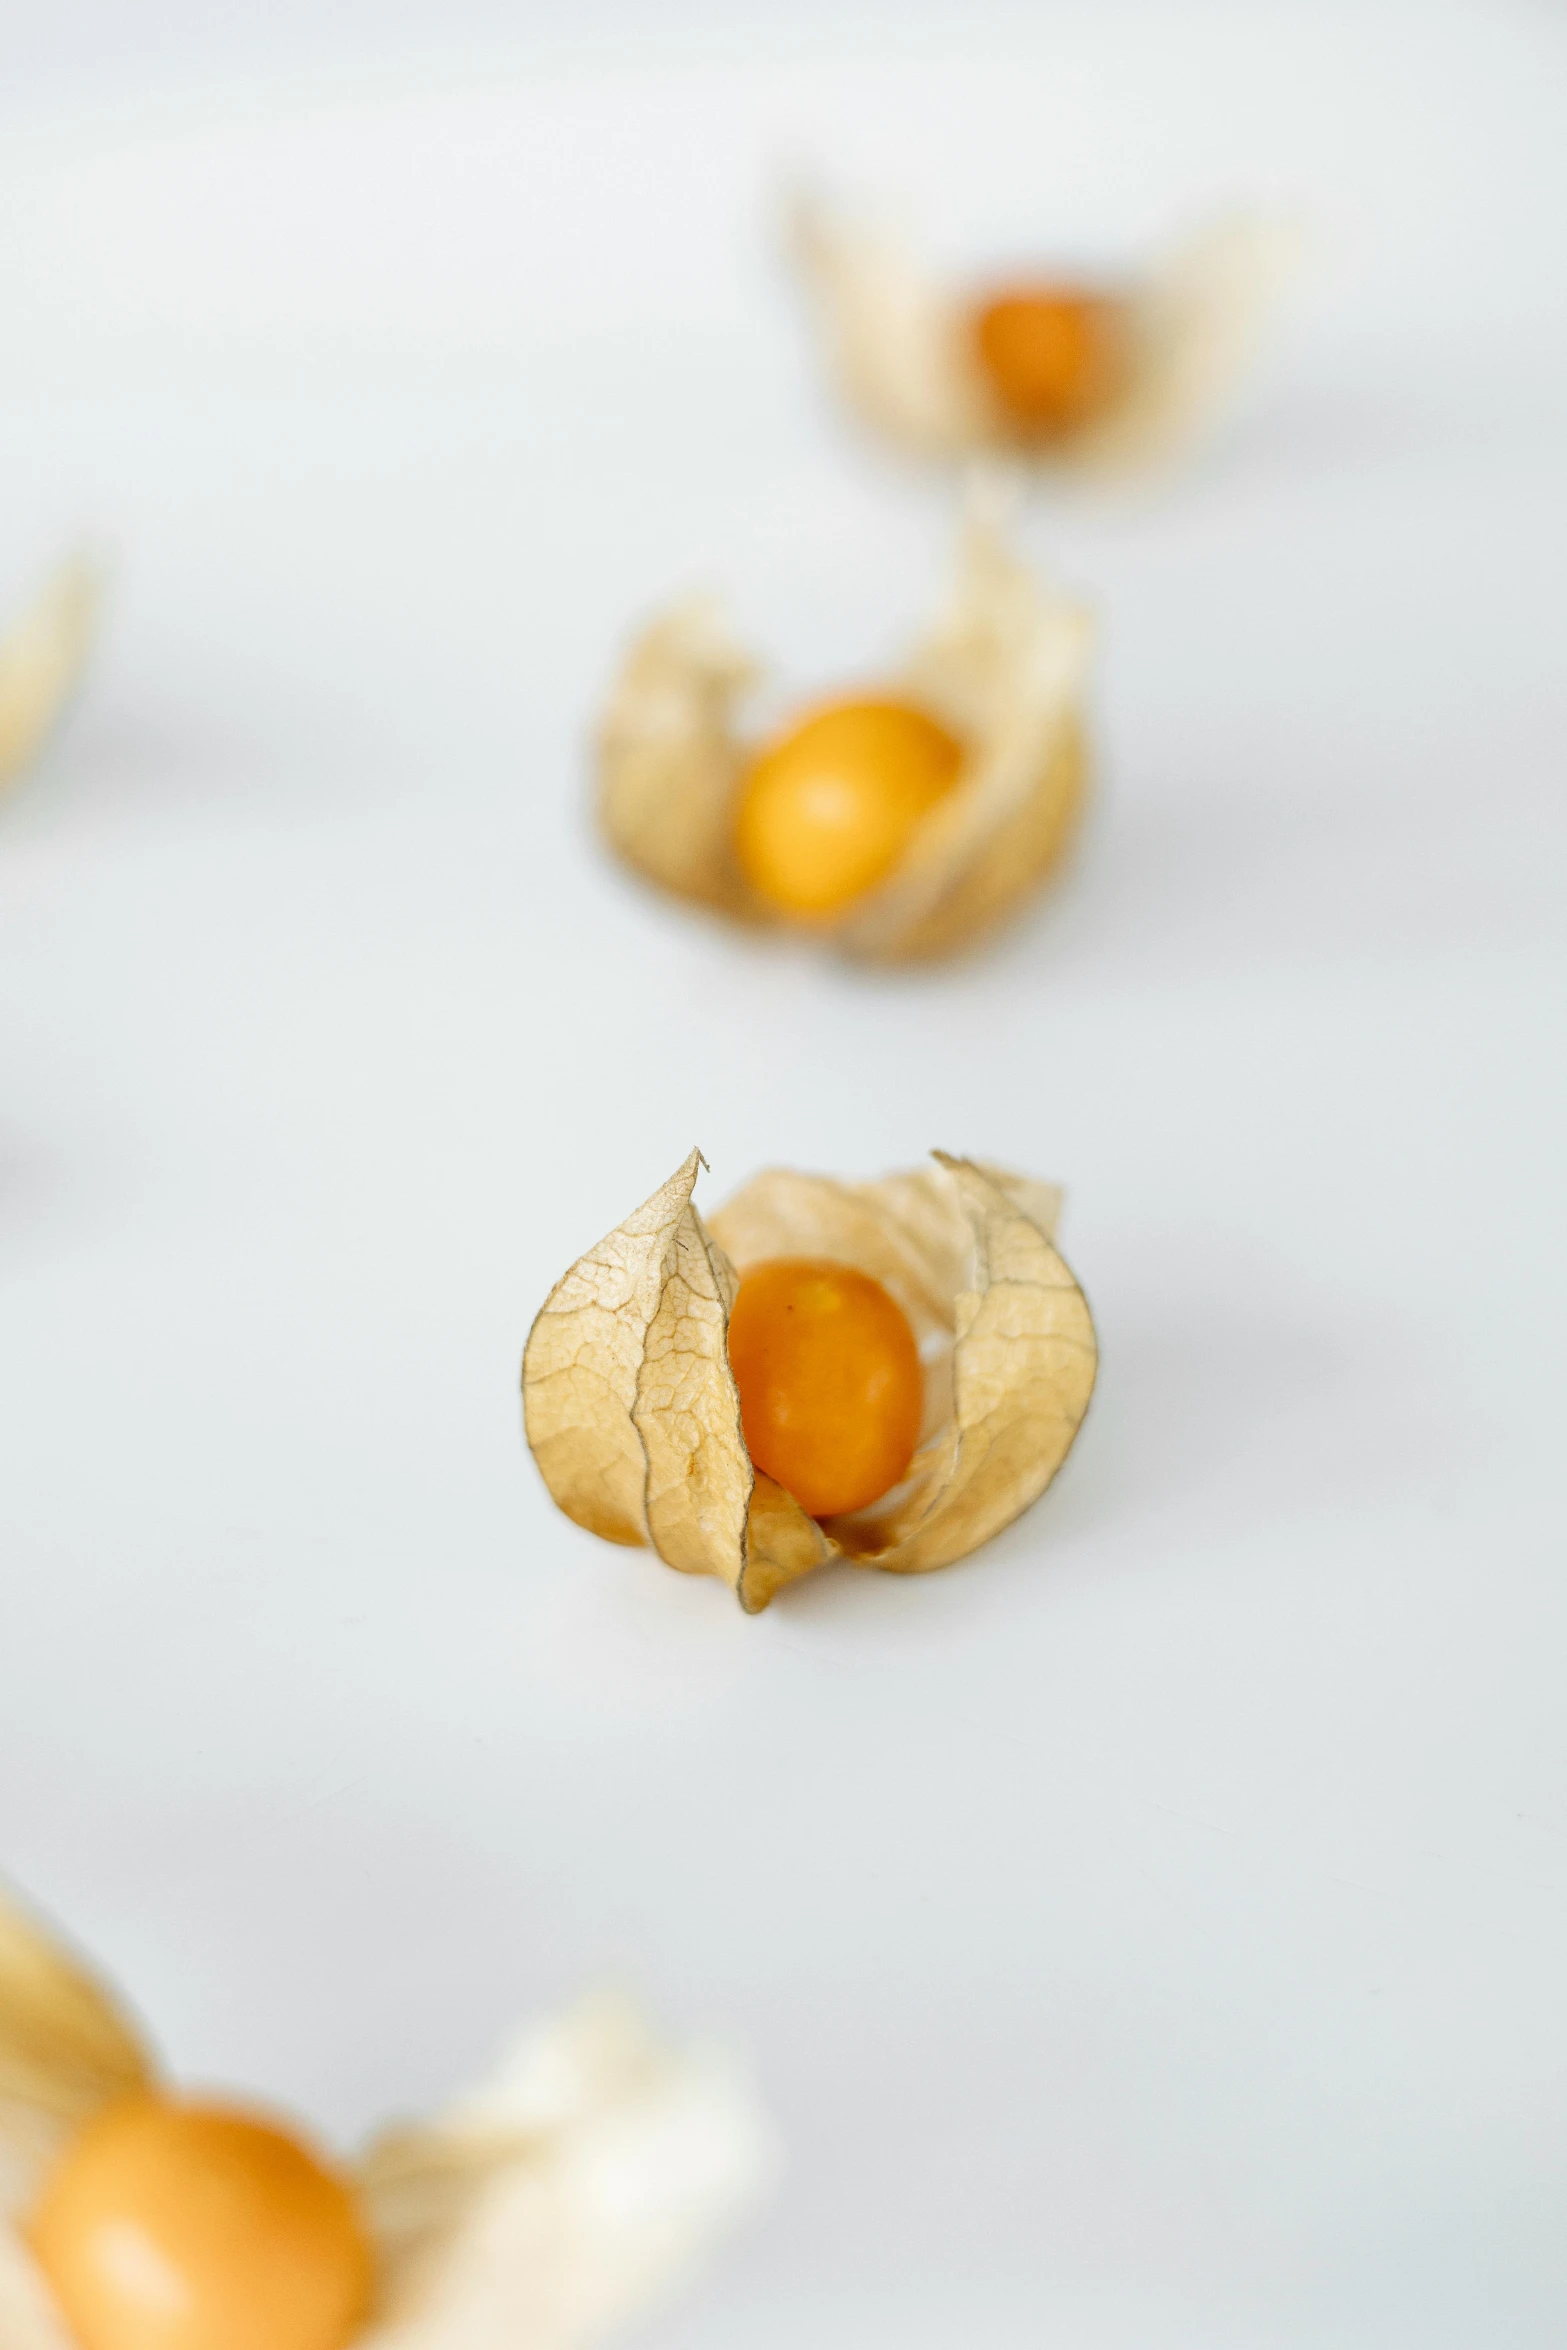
(727, 1258), (924, 1518)
(30, 2092), (374, 2350)
(734, 697), (962, 918)
(969, 286), (1122, 437)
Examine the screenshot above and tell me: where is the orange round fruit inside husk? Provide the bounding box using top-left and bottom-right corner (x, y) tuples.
(970, 287), (1123, 437)
(727, 1257), (924, 1518)
(30, 2092), (375, 2350)
(734, 697), (962, 918)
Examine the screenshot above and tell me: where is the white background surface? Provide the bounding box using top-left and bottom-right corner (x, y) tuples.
(2, 2), (1565, 2343)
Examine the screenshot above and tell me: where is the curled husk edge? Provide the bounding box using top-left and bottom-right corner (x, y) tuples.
(788, 190), (1298, 473)
(597, 505), (1092, 962)
(0, 560), (100, 794)
(0, 1883), (773, 2350)
(523, 1150), (1098, 1613)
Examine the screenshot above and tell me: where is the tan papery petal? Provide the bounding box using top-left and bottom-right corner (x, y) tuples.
(357, 1993), (774, 2350)
(788, 191), (1295, 476)
(528, 1154), (1095, 1609)
(523, 1150), (758, 1599)
(0, 1878), (156, 2322)
(0, 1883), (153, 2147)
(596, 601), (757, 917)
(1069, 212), (1303, 475)
(839, 493), (1091, 961)
(0, 559), (100, 792)
(594, 503), (1090, 964)
(787, 189), (987, 456)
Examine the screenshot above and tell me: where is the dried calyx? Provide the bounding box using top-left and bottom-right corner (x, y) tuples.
(0, 560), (100, 796)
(597, 503), (1091, 962)
(788, 190), (1298, 472)
(0, 1885), (771, 2350)
(523, 1150), (1098, 1614)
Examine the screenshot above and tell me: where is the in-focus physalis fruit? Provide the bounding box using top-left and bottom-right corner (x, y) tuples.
(523, 1149), (1097, 1613)
(727, 1258), (925, 1516)
(0, 1883), (772, 2350)
(598, 502), (1091, 961)
(788, 190), (1297, 471)
(30, 2093), (372, 2350)
(0, 557), (100, 797)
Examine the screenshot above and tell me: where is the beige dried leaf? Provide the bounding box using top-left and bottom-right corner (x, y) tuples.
(596, 500), (1090, 963)
(0, 1897), (772, 2350)
(0, 1883), (153, 2143)
(358, 1994), (775, 2350)
(524, 1151), (1096, 1612)
(788, 191), (1298, 475)
(596, 602), (757, 917)
(0, 559), (100, 792)
(522, 1149), (756, 1597)
(0, 1880), (157, 2343)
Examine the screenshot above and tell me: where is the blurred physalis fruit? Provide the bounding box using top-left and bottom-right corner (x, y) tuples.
(734, 698), (963, 917)
(969, 286), (1126, 439)
(598, 501), (1091, 961)
(0, 1882), (772, 2350)
(31, 2094), (373, 2350)
(523, 1149), (1097, 1612)
(789, 191), (1298, 472)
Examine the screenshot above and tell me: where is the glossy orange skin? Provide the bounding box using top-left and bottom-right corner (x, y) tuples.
(29, 2093), (375, 2350)
(970, 287), (1122, 438)
(734, 698), (963, 918)
(727, 1258), (924, 1518)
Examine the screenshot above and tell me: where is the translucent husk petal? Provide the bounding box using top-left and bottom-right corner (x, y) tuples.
(596, 503), (1090, 963)
(524, 1153), (1096, 1610)
(0, 1883), (158, 2348)
(358, 1993), (774, 2350)
(0, 559), (100, 792)
(0, 1891), (772, 2350)
(788, 192), (1296, 475)
(596, 603), (757, 918)
(787, 191), (987, 456)
(522, 1150), (757, 1597)
(0, 1882), (154, 2154)
(1067, 214), (1304, 475)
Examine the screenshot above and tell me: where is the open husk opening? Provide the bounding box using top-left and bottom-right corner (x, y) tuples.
(596, 504), (1091, 964)
(523, 1150), (1097, 1612)
(788, 192), (1297, 475)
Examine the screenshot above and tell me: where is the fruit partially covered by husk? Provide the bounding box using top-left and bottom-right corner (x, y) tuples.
(0, 1882), (772, 2350)
(0, 559), (100, 796)
(788, 191), (1297, 474)
(596, 503), (1091, 962)
(523, 1150), (1097, 1614)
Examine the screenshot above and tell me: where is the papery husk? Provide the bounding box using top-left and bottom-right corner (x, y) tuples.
(789, 192), (1296, 474)
(0, 1883), (157, 2349)
(596, 502), (1090, 964)
(0, 1886), (771, 2350)
(523, 1150), (1096, 1612)
(0, 1882), (153, 2168)
(596, 603), (757, 919)
(521, 1150), (755, 1584)
(358, 1993), (774, 2350)
(0, 559), (100, 792)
